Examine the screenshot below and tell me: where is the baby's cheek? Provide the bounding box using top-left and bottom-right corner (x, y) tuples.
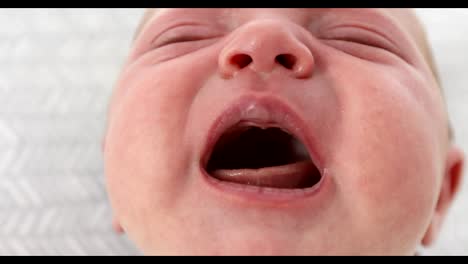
(105, 57), (217, 242)
(335, 75), (442, 248)
(105, 80), (189, 211)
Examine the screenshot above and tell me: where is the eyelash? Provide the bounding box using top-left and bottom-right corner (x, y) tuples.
(327, 37), (392, 53)
(150, 25), (222, 49)
(146, 24), (403, 64)
(153, 34), (211, 48)
(319, 26), (398, 53)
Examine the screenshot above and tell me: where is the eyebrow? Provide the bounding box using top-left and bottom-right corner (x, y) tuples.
(133, 9), (157, 41)
(134, 8), (405, 41)
(133, 8), (417, 68)
(133, 8), (223, 42)
(322, 8), (407, 42)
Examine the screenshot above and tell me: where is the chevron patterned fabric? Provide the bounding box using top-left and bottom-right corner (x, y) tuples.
(0, 8), (142, 255)
(0, 8), (467, 255)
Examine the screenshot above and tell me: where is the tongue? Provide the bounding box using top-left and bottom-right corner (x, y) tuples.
(211, 160), (317, 189)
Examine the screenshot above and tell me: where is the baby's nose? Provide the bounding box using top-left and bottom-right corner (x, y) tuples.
(218, 20), (314, 79)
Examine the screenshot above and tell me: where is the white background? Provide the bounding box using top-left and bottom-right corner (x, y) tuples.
(415, 8), (468, 255)
(0, 8), (466, 255)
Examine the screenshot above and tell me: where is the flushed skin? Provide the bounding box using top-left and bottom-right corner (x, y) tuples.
(104, 9), (464, 255)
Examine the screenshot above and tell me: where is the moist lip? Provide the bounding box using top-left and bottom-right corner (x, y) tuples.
(206, 124), (321, 189)
(199, 96), (325, 197)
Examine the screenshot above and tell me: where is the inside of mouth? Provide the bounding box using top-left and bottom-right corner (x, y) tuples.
(206, 124), (322, 189)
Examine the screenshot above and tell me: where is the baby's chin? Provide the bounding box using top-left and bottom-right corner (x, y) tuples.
(137, 219), (414, 256)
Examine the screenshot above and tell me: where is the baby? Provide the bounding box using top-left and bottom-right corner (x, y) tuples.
(103, 8), (465, 255)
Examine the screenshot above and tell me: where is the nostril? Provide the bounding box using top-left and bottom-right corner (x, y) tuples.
(230, 54), (253, 69)
(275, 54), (296, 70)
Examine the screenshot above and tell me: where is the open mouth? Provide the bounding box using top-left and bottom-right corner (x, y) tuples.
(205, 121), (322, 189)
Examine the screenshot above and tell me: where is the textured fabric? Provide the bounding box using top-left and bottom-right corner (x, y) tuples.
(0, 8), (466, 255)
(0, 8), (142, 255)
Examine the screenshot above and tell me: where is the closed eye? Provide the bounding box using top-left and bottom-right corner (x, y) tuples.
(326, 35), (389, 51)
(151, 25), (223, 49)
(153, 34), (213, 48)
(319, 26), (400, 56)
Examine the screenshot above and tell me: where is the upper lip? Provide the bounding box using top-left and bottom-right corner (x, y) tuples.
(200, 95), (322, 175)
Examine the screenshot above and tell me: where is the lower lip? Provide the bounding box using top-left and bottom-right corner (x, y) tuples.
(199, 95), (328, 205)
(200, 167), (328, 205)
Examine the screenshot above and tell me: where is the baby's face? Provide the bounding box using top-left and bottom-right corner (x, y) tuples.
(104, 9), (463, 255)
